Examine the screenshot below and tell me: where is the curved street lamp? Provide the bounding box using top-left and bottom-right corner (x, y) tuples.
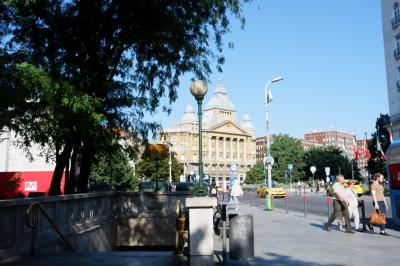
(190, 80), (208, 194)
(264, 76), (284, 210)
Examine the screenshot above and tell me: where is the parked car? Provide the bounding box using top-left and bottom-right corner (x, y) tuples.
(257, 183), (286, 198)
(326, 179), (364, 197)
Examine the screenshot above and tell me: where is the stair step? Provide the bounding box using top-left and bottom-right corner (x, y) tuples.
(1, 252), (188, 266)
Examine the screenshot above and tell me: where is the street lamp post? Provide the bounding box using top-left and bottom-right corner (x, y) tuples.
(168, 143), (172, 184)
(190, 80), (208, 194)
(264, 76), (284, 211)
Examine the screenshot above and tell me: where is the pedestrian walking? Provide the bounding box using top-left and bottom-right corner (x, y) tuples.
(230, 179), (243, 210)
(338, 180), (361, 232)
(321, 179), (325, 193)
(324, 175), (354, 233)
(209, 179), (217, 197)
(367, 173), (389, 235)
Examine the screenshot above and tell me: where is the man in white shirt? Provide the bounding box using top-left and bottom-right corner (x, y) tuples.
(324, 175), (354, 233)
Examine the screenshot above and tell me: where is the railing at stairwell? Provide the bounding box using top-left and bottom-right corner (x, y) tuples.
(25, 201), (75, 254)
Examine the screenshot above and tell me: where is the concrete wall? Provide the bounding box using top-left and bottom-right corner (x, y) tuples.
(0, 191), (194, 261)
(115, 192), (192, 247)
(381, 0), (400, 139)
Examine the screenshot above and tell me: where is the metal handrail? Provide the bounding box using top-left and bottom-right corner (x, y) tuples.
(25, 201), (75, 254)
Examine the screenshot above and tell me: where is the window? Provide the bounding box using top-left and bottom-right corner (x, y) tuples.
(395, 36), (400, 59)
(395, 3), (400, 24)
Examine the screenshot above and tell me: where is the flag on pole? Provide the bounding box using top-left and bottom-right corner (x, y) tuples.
(353, 140), (360, 160)
(387, 128), (394, 143)
(376, 135), (386, 159)
(364, 139), (371, 160)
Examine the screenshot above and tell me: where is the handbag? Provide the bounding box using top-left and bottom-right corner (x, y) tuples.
(370, 210), (386, 225)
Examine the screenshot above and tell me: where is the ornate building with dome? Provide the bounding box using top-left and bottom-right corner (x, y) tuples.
(159, 81), (256, 183)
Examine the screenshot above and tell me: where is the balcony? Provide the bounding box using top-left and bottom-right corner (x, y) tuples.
(393, 16), (400, 29)
(394, 47), (400, 60)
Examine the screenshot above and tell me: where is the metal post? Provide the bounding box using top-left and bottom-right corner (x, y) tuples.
(221, 203), (227, 264)
(360, 199), (366, 231)
(304, 195), (307, 218)
(285, 194), (289, 214)
(169, 145), (172, 184)
(30, 205), (38, 254)
(197, 99), (204, 189)
(264, 84), (272, 211)
(263, 77), (283, 210)
(327, 196), (331, 218)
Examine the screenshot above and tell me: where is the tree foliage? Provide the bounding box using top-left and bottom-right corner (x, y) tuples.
(244, 162), (263, 184)
(135, 148), (183, 182)
(0, 0), (249, 194)
(89, 142), (138, 191)
(304, 146), (359, 180)
(367, 114), (391, 176)
(269, 134), (305, 182)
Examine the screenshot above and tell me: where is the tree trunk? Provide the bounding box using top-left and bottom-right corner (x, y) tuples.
(49, 143), (73, 195)
(77, 137), (94, 193)
(65, 144), (79, 194)
(65, 133), (82, 194)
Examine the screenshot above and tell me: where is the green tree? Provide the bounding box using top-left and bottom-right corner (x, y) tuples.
(135, 147), (183, 182)
(0, 0), (250, 194)
(304, 146), (358, 180)
(269, 134), (305, 182)
(89, 142), (138, 191)
(245, 162), (264, 184)
(367, 114), (391, 176)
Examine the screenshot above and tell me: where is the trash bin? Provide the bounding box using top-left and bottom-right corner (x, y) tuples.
(229, 215), (254, 260)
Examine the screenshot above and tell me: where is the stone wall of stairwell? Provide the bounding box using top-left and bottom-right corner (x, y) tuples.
(115, 191), (193, 247)
(0, 191), (195, 261)
(0, 192), (117, 261)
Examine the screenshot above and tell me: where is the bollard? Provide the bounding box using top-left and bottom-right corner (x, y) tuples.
(221, 203), (227, 264)
(327, 196), (331, 218)
(229, 215), (254, 260)
(303, 195), (307, 218)
(360, 199), (366, 231)
(271, 195), (274, 211)
(285, 194), (289, 214)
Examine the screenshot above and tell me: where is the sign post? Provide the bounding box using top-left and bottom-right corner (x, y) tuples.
(310, 166), (316, 182)
(325, 167), (331, 185)
(288, 164), (293, 194)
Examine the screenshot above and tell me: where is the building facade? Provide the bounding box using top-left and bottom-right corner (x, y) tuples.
(159, 81), (256, 182)
(303, 129), (356, 159)
(381, 0), (400, 140)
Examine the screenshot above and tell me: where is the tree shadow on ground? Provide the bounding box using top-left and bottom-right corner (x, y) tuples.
(214, 251), (345, 266)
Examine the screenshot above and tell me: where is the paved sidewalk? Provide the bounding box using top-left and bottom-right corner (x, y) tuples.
(215, 203), (400, 265)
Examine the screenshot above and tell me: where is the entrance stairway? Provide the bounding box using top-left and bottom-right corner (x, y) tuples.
(1, 251), (189, 266)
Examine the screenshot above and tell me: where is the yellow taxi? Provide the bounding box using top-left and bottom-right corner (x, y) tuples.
(326, 179), (364, 197)
(257, 183), (286, 198)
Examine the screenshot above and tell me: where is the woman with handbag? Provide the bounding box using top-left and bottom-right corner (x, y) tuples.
(368, 173), (389, 235)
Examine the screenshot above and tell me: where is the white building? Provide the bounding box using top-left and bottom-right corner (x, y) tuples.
(0, 130), (54, 172)
(381, 0), (400, 139)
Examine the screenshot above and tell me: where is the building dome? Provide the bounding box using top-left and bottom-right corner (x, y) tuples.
(204, 82), (235, 111)
(181, 104), (197, 123)
(240, 113), (255, 137)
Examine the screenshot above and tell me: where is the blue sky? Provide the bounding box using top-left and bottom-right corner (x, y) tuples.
(153, 0), (388, 140)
